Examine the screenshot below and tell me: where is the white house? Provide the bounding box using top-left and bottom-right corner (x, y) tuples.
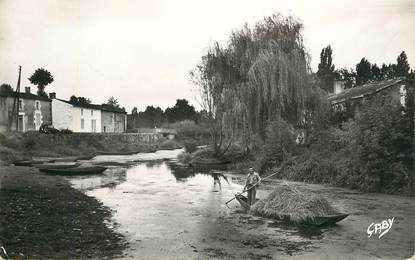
(52, 98), (102, 133)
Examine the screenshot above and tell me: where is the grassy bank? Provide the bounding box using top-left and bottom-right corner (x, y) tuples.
(0, 166), (127, 259)
(0, 132), (182, 165)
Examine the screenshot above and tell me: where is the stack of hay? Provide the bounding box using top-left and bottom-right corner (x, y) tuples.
(250, 184), (338, 223)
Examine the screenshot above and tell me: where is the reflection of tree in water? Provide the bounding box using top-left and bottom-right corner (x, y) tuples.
(167, 163), (199, 181)
(167, 162), (230, 186)
(101, 168), (128, 190)
(143, 159), (165, 169)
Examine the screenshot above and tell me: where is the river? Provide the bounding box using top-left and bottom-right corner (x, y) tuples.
(68, 149), (414, 259)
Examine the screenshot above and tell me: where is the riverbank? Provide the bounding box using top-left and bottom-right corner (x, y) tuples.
(0, 166), (127, 259)
(179, 144), (413, 195)
(0, 132), (182, 165)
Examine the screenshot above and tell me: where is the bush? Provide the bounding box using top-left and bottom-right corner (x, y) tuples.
(277, 94), (413, 193)
(177, 152), (192, 164)
(257, 118), (296, 173)
(183, 139), (198, 153)
(162, 120), (209, 140)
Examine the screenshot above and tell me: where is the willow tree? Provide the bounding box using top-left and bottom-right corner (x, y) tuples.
(191, 13), (325, 156)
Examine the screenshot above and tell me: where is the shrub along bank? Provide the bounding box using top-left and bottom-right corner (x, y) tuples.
(259, 95), (413, 194)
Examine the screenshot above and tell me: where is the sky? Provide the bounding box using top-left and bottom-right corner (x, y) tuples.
(1, 0), (414, 112)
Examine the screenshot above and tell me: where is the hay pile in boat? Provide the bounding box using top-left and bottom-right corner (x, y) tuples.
(250, 184), (338, 223)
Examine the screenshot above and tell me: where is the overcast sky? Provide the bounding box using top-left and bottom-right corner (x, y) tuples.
(1, 0), (414, 112)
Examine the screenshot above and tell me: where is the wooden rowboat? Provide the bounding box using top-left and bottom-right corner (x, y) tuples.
(14, 160), (54, 166)
(235, 194), (259, 211)
(34, 163), (81, 170)
(99, 151), (137, 155)
(39, 166), (107, 175)
(235, 194), (348, 226)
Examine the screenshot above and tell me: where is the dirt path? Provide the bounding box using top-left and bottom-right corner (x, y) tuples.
(0, 166), (127, 259)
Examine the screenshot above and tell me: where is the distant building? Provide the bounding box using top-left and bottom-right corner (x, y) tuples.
(328, 77), (407, 115)
(52, 98), (101, 133)
(155, 128), (177, 140)
(0, 87), (52, 133)
(100, 104), (127, 133)
(51, 95), (126, 133)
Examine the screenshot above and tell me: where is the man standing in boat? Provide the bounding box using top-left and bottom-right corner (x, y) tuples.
(244, 167), (261, 205)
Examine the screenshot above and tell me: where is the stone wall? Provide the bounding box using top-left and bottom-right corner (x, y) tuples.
(38, 132), (163, 146)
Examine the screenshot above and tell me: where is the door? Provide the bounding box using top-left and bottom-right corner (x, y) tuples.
(18, 115), (24, 132)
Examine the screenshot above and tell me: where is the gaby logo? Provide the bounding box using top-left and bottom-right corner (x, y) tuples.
(367, 217), (395, 238)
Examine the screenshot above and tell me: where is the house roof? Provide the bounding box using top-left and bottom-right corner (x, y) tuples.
(0, 91), (51, 101)
(55, 98), (126, 114)
(328, 77), (405, 104)
(100, 104), (127, 114)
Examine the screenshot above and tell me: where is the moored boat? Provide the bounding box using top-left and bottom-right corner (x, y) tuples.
(14, 159), (54, 166)
(98, 151), (137, 155)
(39, 166), (107, 175)
(235, 194), (348, 226)
(34, 163), (81, 170)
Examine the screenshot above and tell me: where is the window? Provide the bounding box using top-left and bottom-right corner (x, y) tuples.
(91, 110), (93, 116)
(81, 118), (84, 129)
(35, 101), (40, 110)
(81, 109), (83, 115)
(18, 100), (22, 110)
(103, 126), (106, 132)
(91, 119), (96, 132)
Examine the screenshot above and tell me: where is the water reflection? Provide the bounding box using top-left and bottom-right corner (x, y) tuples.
(71, 148), (414, 259)
(166, 161), (232, 185)
(69, 167), (127, 191)
(71, 177), (102, 190)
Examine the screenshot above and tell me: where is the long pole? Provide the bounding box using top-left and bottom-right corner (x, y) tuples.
(16, 66), (21, 132)
(9, 66), (21, 132)
(225, 162), (287, 206)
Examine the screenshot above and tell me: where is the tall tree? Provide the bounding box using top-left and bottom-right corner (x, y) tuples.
(355, 58), (372, 85)
(396, 51), (410, 77)
(335, 68), (356, 89)
(191, 13), (321, 156)
(0, 83), (14, 95)
(107, 96), (120, 108)
(317, 45), (336, 92)
(380, 63), (396, 80)
(164, 99), (197, 122)
(371, 64), (382, 81)
(28, 68), (54, 97)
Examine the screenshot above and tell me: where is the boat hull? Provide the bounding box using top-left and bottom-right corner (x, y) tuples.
(235, 194), (348, 226)
(35, 163), (81, 170)
(39, 166), (107, 175)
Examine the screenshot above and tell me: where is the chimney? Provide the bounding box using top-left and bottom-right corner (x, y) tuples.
(49, 92), (56, 99)
(25, 87), (30, 94)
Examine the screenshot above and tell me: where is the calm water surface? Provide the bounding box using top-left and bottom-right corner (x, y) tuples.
(67, 149), (414, 260)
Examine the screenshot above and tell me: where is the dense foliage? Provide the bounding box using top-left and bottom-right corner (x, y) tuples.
(191, 13), (324, 156)
(332, 51), (412, 89)
(0, 83), (14, 95)
(128, 99), (199, 129)
(69, 95), (91, 105)
(28, 68), (54, 97)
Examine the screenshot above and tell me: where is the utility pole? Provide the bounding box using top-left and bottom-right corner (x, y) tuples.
(9, 66), (22, 132)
